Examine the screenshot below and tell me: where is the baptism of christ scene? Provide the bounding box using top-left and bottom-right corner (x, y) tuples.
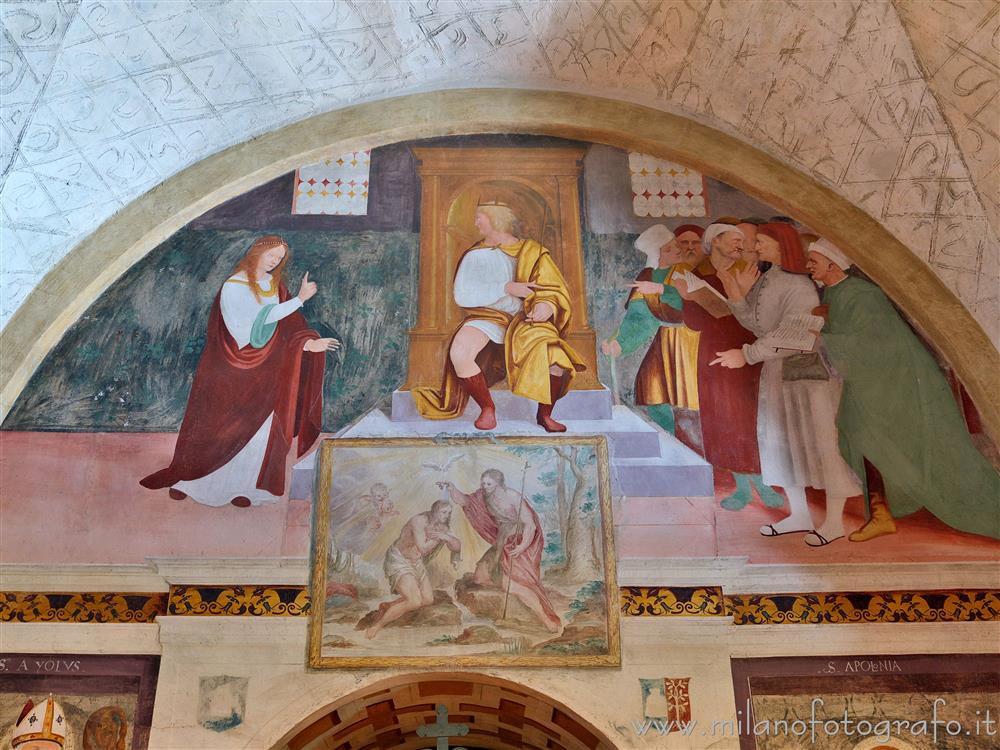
(308, 438), (619, 667)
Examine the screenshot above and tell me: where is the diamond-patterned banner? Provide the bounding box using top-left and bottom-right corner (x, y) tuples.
(629, 153), (708, 218)
(292, 151), (371, 215)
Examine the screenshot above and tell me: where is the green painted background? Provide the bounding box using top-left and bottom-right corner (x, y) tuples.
(4, 228), (419, 431)
(3, 227), (648, 432)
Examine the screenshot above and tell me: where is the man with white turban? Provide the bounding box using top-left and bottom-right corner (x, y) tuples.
(602, 224), (700, 434)
(672, 223), (785, 510)
(807, 240), (999, 542)
(808, 238), (852, 271)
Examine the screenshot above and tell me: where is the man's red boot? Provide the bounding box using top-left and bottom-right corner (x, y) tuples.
(536, 373), (569, 432)
(460, 372), (497, 430)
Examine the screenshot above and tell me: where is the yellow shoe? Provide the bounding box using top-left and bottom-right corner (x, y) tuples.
(848, 502), (897, 542)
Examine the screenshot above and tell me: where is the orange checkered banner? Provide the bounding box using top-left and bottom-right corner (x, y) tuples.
(629, 152), (708, 218)
(292, 151), (371, 215)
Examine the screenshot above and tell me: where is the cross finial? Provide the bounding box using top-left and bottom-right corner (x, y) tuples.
(415, 704), (470, 750)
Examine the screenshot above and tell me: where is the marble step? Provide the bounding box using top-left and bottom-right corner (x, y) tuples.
(390, 387), (614, 422)
(613, 433), (716, 497)
(288, 406), (714, 499)
(352, 404), (662, 458)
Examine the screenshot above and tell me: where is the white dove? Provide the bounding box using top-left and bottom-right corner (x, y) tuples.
(420, 454), (464, 473)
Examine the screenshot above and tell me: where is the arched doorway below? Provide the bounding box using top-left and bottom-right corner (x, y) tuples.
(277, 672), (617, 750)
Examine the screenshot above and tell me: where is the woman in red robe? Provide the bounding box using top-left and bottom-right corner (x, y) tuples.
(140, 235), (339, 508)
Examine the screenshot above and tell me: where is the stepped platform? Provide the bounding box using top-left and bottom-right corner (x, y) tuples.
(289, 388), (713, 499)
(389, 386), (613, 421)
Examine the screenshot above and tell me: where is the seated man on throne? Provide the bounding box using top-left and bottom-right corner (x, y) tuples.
(413, 202), (586, 432)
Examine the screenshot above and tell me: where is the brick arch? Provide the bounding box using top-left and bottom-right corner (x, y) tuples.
(275, 673), (617, 750)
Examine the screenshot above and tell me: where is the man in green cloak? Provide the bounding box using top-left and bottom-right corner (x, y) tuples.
(806, 239), (999, 542)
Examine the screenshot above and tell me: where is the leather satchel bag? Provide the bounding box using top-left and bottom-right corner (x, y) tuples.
(782, 351), (829, 381)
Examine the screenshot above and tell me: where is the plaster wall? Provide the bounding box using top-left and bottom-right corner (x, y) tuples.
(2, 0), (997, 341)
(3, 615), (998, 750)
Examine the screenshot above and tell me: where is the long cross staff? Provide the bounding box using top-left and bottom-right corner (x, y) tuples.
(501, 460), (531, 621)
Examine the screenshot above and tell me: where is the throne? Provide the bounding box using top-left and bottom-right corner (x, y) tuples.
(402, 145), (600, 392)
(294, 145), (715, 500)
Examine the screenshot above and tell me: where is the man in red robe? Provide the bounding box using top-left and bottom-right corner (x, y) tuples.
(439, 469), (561, 632)
(674, 223), (783, 510)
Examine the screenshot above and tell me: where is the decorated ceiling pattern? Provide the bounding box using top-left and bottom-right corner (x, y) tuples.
(1, 0), (997, 339)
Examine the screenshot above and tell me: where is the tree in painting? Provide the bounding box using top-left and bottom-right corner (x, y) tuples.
(518, 445), (602, 584)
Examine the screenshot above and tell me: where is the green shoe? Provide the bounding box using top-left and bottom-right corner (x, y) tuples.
(720, 473), (753, 510)
(646, 404), (676, 435)
(752, 476), (786, 508)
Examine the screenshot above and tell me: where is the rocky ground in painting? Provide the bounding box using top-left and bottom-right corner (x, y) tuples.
(323, 596), (370, 626)
(532, 624), (607, 655)
(531, 581), (609, 656)
(427, 625), (505, 647)
(354, 590), (463, 631)
(319, 577), (610, 657)
(454, 573), (573, 631)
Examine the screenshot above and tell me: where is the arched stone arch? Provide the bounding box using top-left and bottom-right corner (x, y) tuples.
(269, 672), (617, 750)
(1, 89), (996, 436)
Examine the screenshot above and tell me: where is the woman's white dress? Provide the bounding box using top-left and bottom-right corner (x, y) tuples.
(173, 272), (304, 507)
(730, 267), (860, 496)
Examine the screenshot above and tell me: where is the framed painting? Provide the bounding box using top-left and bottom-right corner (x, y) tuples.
(307, 436), (619, 668)
(730, 654), (1000, 749)
(0, 654), (159, 750)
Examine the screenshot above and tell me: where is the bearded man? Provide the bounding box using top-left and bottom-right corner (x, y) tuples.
(672, 223), (783, 510)
(365, 500), (461, 639)
(439, 469), (561, 632)
(602, 224), (702, 434)
(736, 217), (766, 265)
(412, 203), (586, 432)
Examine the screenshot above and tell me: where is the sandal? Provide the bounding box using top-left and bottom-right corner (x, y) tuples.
(759, 524), (810, 537)
(804, 530), (844, 547)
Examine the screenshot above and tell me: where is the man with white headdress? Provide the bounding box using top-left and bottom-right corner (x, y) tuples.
(807, 239), (999, 542)
(10, 695), (67, 749)
(601, 224), (699, 434)
(671, 222), (786, 510)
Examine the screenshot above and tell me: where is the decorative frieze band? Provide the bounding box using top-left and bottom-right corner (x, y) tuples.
(0, 592), (166, 623)
(619, 586), (726, 617)
(724, 590), (1000, 625)
(167, 586), (310, 617)
(2, 588), (997, 625)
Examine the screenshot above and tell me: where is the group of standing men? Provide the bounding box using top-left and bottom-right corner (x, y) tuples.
(604, 219), (999, 546)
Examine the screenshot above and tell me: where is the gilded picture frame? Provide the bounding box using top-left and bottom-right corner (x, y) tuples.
(307, 435), (620, 668)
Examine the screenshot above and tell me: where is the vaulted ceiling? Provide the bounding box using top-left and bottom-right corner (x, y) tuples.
(895, 0), (999, 235)
(2, 0), (997, 341)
